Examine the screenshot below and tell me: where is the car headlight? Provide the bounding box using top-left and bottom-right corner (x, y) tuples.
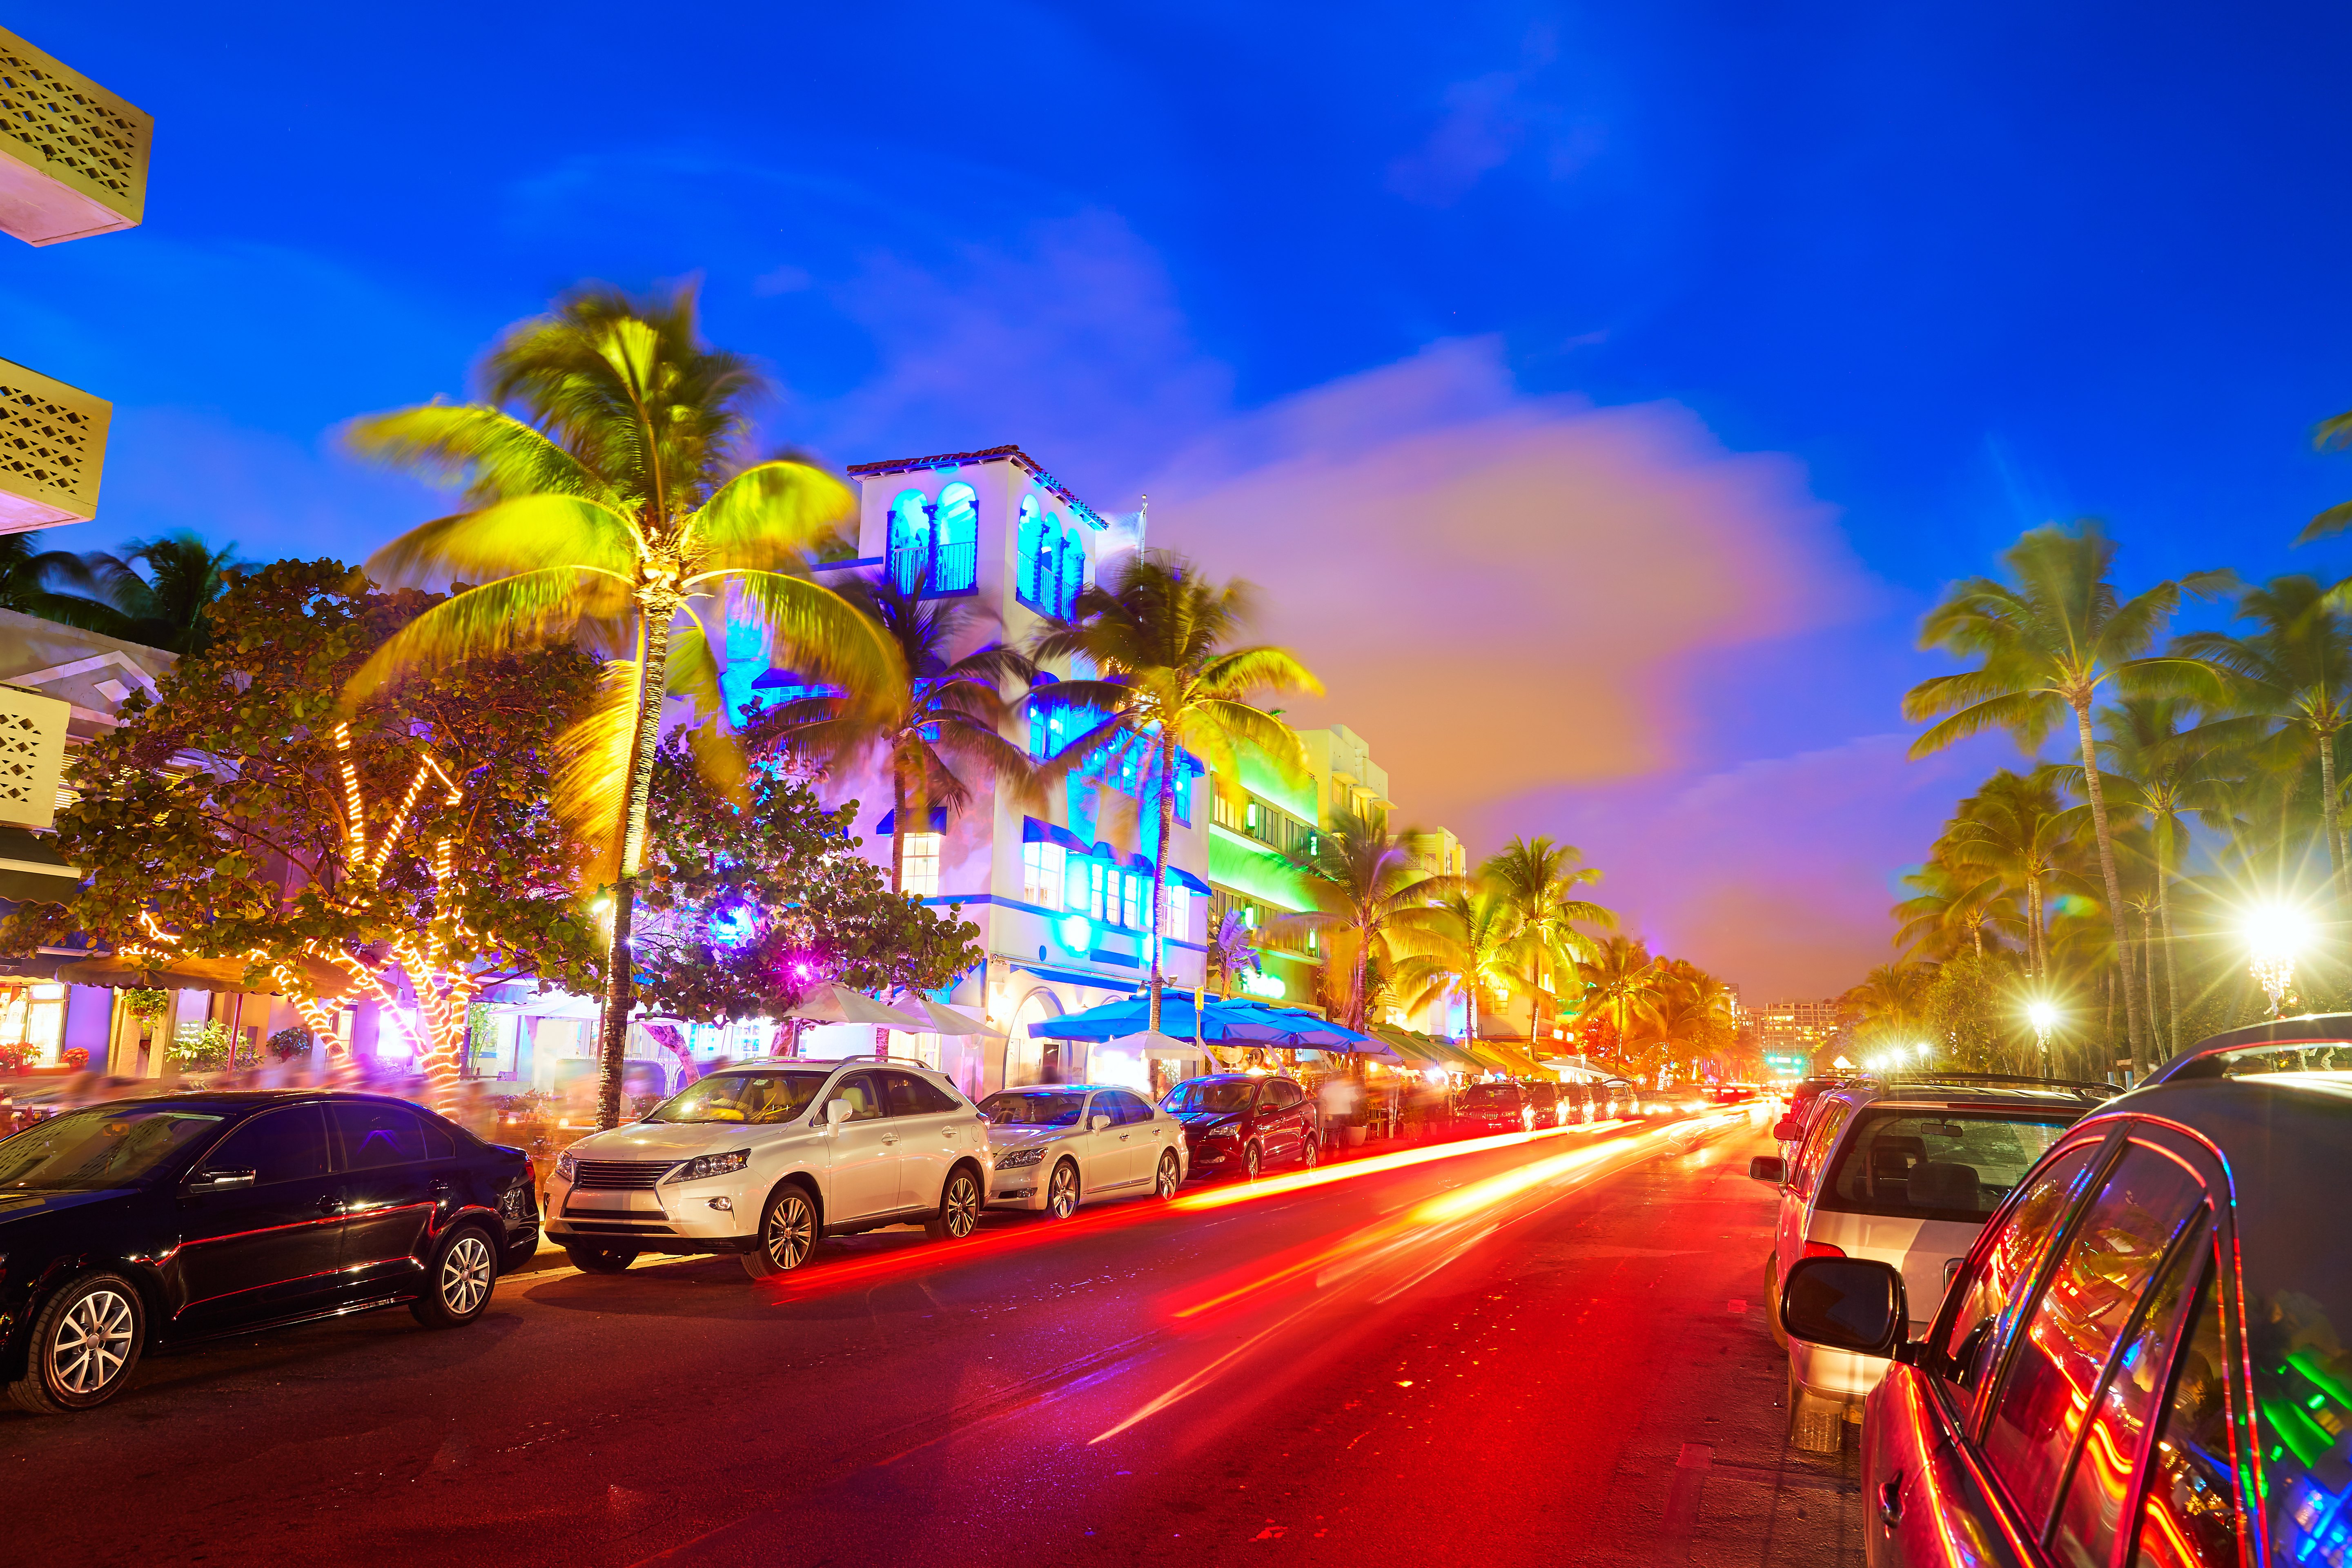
(555, 1151), (576, 1183)
(994, 1145), (1046, 1170)
(669, 1150), (751, 1182)
(1203, 1119), (1240, 1140)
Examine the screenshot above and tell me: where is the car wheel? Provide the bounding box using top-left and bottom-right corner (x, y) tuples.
(563, 1245), (638, 1274)
(1154, 1150), (1182, 1200)
(410, 1225), (498, 1329)
(1299, 1136), (1320, 1172)
(742, 1186), (818, 1279)
(1243, 1141), (1263, 1181)
(1046, 1159), (1080, 1220)
(7, 1272), (145, 1415)
(926, 1166), (982, 1241)
(1787, 1366), (1844, 1454)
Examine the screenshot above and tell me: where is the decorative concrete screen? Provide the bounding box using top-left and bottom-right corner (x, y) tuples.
(0, 27), (151, 246)
(0, 357), (108, 530)
(0, 684), (69, 829)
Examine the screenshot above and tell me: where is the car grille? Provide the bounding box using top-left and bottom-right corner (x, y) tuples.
(570, 1159), (679, 1189)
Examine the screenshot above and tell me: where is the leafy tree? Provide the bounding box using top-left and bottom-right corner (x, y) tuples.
(345, 281), (897, 1128)
(1934, 768), (2083, 981)
(1396, 889), (1527, 1046)
(1904, 522), (2224, 1073)
(630, 734), (982, 1024)
(1920, 951), (2022, 1072)
(753, 568), (1032, 894)
(0, 559), (604, 1111)
(1574, 934), (1663, 1071)
(1272, 807), (1463, 1031)
(1480, 834), (1612, 1045)
(1029, 551), (1320, 1032)
(1838, 962), (1935, 1051)
(1644, 959), (1738, 1080)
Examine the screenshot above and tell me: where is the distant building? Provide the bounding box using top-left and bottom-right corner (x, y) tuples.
(1755, 997), (1844, 1076)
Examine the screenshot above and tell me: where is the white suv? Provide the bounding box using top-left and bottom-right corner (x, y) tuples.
(1750, 1074), (2109, 1451)
(544, 1059), (991, 1279)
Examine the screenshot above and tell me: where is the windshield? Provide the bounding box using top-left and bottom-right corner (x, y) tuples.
(1462, 1085), (1518, 1107)
(0, 1106), (225, 1191)
(649, 1072), (827, 1125)
(1163, 1080), (1257, 1115)
(1817, 1108), (2076, 1222)
(979, 1091), (1088, 1127)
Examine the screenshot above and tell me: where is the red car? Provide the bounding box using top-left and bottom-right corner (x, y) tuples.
(1777, 1017), (2352, 1567)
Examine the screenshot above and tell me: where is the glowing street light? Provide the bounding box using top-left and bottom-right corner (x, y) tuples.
(2243, 902), (2314, 1019)
(2027, 1001), (2058, 1080)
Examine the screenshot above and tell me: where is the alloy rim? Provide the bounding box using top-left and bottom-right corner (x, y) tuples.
(767, 1195), (814, 1270)
(1157, 1154), (1179, 1198)
(945, 1176), (980, 1237)
(1245, 1144), (1261, 1180)
(51, 1288), (134, 1396)
(441, 1235), (492, 1315)
(1050, 1164), (1078, 1218)
(1303, 1139), (1318, 1170)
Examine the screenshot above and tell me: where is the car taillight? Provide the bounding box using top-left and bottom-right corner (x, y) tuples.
(1801, 1241), (1846, 1261)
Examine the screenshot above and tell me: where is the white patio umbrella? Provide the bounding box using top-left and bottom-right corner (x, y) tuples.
(918, 998), (1006, 1039)
(782, 982), (927, 1032)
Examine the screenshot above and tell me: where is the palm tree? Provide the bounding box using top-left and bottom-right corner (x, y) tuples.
(2048, 697), (2241, 1060)
(753, 569), (1034, 895)
(1397, 889), (1528, 1047)
(1904, 521), (2224, 1074)
(1891, 858), (2013, 962)
(1272, 808), (1465, 1031)
(2174, 577), (2352, 885)
(1029, 551), (1320, 1033)
(1648, 960), (1737, 1079)
(1575, 935), (1663, 1071)
(88, 531), (246, 653)
(345, 281), (897, 1129)
(0, 534), (119, 632)
(1935, 769), (2082, 982)
(1481, 835), (1612, 1045)
(1839, 962), (1934, 1051)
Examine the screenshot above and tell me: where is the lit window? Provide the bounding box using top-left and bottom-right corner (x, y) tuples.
(888, 489), (932, 594)
(901, 832), (943, 898)
(933, 482), (978, 593)
(1022, 841), (1065, 908)
(1161, 886), (1191, 940)
(1060, 528), (1085, 616)
(1245, 800), (1260, 829)
(1122, 873), (1145, 931)
(1016, 497), (1044, 608)
(1088, 861), (1109, 922)
(1242, 905), (1258, 930)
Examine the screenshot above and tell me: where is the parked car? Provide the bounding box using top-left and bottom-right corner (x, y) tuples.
(543, 1059), (988, 1281)
(976, 1083), (1187, 1217)
(1455, 1079), (1539, 1135)
(1749, 1073), (2110, 1450)
(1772, 1074), (1843, 1143)
(1522, 1080), (1564, 1129)
(1780, 1020), (2352, 1567)
(1160, 1073), (1318, 1180)
(0, 1090), (539, 1415)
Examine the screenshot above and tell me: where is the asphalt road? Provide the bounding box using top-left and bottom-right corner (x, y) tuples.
(3, 1107), (1860, 1568)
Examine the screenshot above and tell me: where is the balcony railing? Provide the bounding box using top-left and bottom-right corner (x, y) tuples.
(0, 29), (151, 245)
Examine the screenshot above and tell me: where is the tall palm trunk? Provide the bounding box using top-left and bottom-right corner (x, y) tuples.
(2074, 702), (2146, 1074)
(2323, 730), (2346, 891)
(595, 606), (676, 1130)
(2155, 820), (2182, 1060)
(2139, 906), (2160, 1067)
(877, 769), (909, 1062)
(1147, 735), (1175, 1035)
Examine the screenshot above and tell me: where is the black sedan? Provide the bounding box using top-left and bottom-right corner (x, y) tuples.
(0, 1090), (539, 1414)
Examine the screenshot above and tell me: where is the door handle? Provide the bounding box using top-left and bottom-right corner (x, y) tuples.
(428, 1178), (452, 1196)
(881, 1134), (900, 1145)
(1878, 1474), (1904, 1528)
(1119, 1133), (1131, 1141)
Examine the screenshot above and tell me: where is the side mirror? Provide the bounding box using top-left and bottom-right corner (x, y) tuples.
(1747, 1155), (1785, 1185)
(189, 1167), (256, 1192)
(825, 1100), (851, 1129)
(1771, 1118), (1801, 1141)
(1090, 1114), (1113, 1132)
(1781, 1256), (1907, 1358)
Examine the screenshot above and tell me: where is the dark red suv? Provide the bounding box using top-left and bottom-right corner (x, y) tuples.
(1159, 1074), (1318, 1180)
(1777, 1016), (2352, 1568)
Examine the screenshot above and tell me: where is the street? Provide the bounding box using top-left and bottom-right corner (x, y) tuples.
(4, 1109), (1859, 1568)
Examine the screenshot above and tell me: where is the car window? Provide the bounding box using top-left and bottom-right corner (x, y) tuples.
(978, 1090), (1086, 1127)
(1933, 1140), (2106, 1413)
(1461, 1084), (1518, 1109)
(1979, 1145), (2209, 1526)
(2129, 1269), (2239, 1567)
(1817, 1109), (2074, 1222)
(1795, 1100), (1855, 1197)
(653, 1072), (826, 1124)
(822, 1072), (886, 1123)
(0, 1106), (223, 1191)
(2047, 1216), (2212, 1568)
(1271, 1081), (1305, 1110)
(1161, 1080), (1256, 1114)
(883, 1071), (955, 1118)
(198, 1107), (332, 1185)
(329, 1102), (438, 1170)
(1109, 1090), (1154, 1124)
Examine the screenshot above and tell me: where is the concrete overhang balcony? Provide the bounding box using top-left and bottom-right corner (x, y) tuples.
(0, 358), (108, 530)
(0, 28), (150, 246)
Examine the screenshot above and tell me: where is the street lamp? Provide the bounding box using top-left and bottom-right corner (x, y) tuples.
(2243, 902), (2314, 1019)
(2027, 1001), (2058, 1080)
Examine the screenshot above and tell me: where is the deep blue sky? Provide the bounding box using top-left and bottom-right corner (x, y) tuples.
(9, 2), (2351, 994)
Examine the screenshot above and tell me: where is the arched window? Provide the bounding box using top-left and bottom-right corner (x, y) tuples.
(888, 489), (932, 594)
(1016, 496), (1043, 608)
(1031, 510), (1067, 618)
(1059, 528), (1085, 617)
(933, 482), (978, 593)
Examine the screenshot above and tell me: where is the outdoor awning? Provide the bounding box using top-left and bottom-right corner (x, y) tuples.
(875, 806), (948, 835)
(1466, 1041), (1554, 1079)
(1020, 817), (1093, 855)
(0, 826), (80, 903)
(1011, 962), (1138, 995)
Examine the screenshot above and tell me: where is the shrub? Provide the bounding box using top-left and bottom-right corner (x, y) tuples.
(60, 1047), (89, 1069)
(167, 1020), (231, 1071)
(267, 1027), (313, 1062)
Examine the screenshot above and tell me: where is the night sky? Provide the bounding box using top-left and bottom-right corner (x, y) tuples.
(10, 2), (2352, 998)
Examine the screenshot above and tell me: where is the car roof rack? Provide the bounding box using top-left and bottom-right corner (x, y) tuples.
(1851, 1070), (2117, 1100)
(2136, 1013), (2352, 1089)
